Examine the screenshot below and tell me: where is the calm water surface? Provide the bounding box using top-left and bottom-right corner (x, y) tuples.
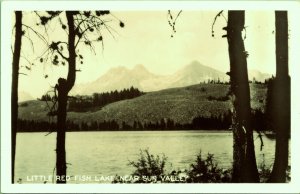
(15, 130), (277, 183)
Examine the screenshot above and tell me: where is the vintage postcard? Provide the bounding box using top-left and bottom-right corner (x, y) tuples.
(1, 1), (300, 193)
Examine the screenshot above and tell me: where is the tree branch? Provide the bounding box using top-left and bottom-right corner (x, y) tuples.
(211, 10), (224, 37)
(22, 24), (49, 46)
(55, 49), (68, 61)
(257, 131), (264, 151)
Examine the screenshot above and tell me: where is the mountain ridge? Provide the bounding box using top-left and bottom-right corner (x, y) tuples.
(71, 61), (270, 95)
(71, 61), (227, 95)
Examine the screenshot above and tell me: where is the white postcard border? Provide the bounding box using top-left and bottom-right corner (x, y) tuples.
(1, 1), (300, 193)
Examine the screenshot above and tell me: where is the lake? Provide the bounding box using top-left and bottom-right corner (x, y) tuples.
(15, 130), (277, 183)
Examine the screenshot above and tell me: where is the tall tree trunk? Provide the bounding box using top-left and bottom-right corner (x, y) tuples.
(56, 11), (76, 184)
(11, 11), (22, 184)
(55, 78), (68, 184)
(269, 11), (290, 183)
(226, 11), (259, 182)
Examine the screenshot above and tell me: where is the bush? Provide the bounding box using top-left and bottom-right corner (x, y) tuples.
(113, 149), (231, 183)
(257, 154), (290, 183)
(258, 154), (272, 183)
(129, 149), (167, 178)
(112, 150), (288, 183)
(113, 149), (168, 183)
(19, 102), (28, 107)
(186, 152), (231, 183)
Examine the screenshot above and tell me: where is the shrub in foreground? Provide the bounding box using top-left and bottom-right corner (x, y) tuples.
(113, 149), (168, 183)
(112, 149), (288, 183)
(113, 149), (229, 183)
(186, 152), (231, 183)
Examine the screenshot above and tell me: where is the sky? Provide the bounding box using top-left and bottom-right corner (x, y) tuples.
(17, 11), (278, 98)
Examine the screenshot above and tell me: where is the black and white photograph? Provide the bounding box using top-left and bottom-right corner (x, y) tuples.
(1, 1), (300, 193)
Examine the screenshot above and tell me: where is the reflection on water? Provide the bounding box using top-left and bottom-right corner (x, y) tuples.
(15, 130), (278, 183)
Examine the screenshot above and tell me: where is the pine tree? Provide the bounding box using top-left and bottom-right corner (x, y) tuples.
(225, 11), (259, 182)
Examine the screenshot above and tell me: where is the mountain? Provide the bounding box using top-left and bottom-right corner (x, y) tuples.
(71, 64), (160, 94)
(18, 91), (34, 102)
(71, 61), (229, 95)
(248, 69), (272, 83)
(71, 61), (271, 95)
(167, 61), (228, 88)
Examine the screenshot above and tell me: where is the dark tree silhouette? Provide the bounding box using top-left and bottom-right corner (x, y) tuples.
(269, 11), (290, 182)
(33, 11), (124, 183)
(265, 77), (275, 132)
(39, 93), (53, 101)
(54, 12), (76, 184)
(225, 11), (259, 182)
(11, 11), (23, 183)
(68, 87), (144, 112)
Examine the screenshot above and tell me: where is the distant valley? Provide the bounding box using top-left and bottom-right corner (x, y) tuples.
(18, 83), (267, 132)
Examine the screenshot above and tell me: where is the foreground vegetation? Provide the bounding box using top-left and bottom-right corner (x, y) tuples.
(113, 149), (290, 183)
